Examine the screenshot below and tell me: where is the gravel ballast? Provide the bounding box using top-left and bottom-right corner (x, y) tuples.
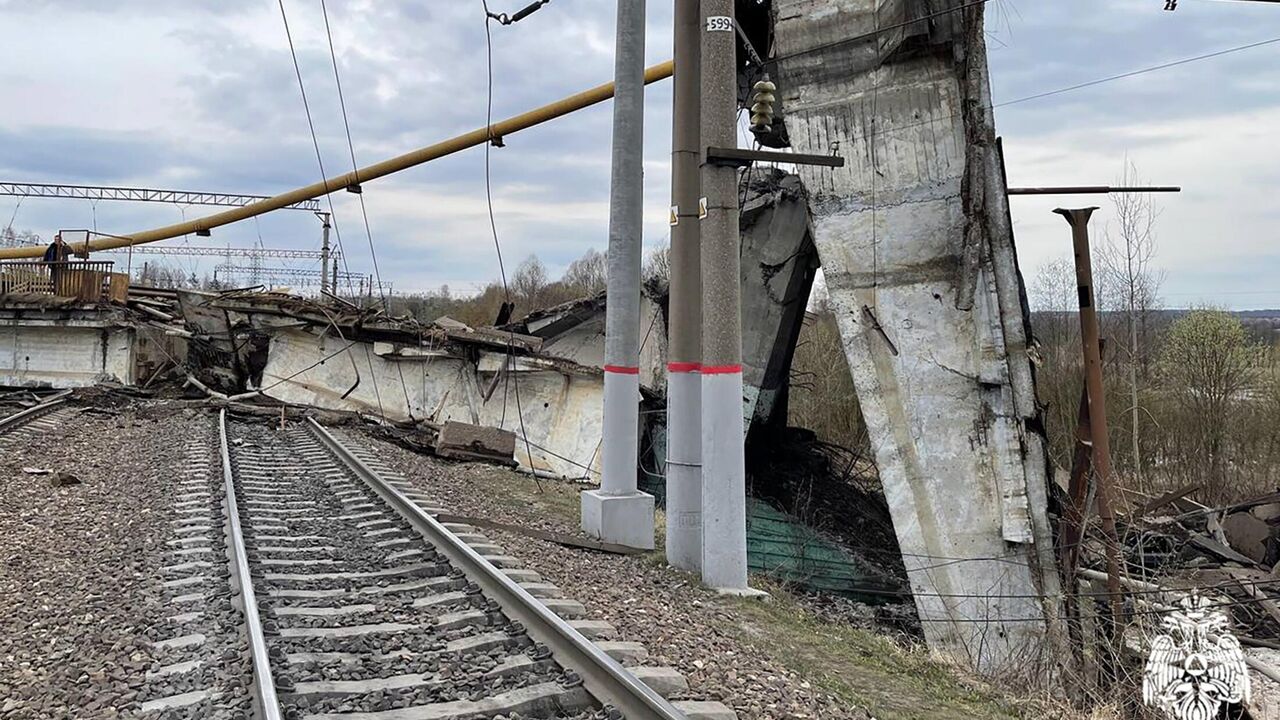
(0, 404), (245, 719)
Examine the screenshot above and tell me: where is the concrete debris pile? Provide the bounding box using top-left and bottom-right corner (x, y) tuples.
(0, 167), (818, 485)
(175, 287), (665, 479)
(1081, 486), (1280, 643)
(151, 171), (810, 482)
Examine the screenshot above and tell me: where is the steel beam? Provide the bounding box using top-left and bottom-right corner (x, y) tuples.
(0, 182), (321, 211)
(100, 245), (335, 260)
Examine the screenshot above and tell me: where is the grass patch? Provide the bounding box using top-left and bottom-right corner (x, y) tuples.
(727, 580), (1020, 720)
(470, 465), (583, 525)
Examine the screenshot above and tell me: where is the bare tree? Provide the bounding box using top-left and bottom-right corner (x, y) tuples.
(1030, 256), (1080, 342)
(643, 241), (670, 288)
(1029, 256), (1090, 469)
(1097, 161), (1165, 489)
(511, 255), (549, 310)
(562, 248), (607, 295)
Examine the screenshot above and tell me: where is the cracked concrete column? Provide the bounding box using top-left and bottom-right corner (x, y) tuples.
(772, 0), (1063, 670)
(581, 0), (655, 550)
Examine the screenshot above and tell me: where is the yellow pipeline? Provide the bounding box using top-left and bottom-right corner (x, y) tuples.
(0, 60), (675, 259)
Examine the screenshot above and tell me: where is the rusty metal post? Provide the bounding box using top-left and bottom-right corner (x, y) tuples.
(1054, 207), (1123, 642)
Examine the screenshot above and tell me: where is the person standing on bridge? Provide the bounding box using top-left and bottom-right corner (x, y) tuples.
(42, 233), (69, 263)
(42, 233), (69, 293)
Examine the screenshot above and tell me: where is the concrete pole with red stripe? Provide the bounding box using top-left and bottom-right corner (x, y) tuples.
(699, 0), (752, 591)
(664, 0), (704, 573)
(581, 0), (656, 550)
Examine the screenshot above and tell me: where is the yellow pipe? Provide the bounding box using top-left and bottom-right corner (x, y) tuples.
(1, 60), (675, 260)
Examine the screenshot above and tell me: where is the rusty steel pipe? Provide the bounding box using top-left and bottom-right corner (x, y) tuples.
(1054, 207), (1123, 645)
(0, 61), (675, 260)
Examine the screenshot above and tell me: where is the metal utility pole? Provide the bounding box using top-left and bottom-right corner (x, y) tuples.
(699, 0), (753, 592)
(581, 0), (656, 551)
(665, 0), (703, 572)
(319, 213), (332, 296)
(1054, 208), (1123, 640)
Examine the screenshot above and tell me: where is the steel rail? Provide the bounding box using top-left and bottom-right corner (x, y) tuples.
(218, 410), (284, 720)
(304, 418), (687, 720)
(0, 390), (73, 434)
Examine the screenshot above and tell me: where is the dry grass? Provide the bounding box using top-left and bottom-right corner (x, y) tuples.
(787, 310), (870, 452)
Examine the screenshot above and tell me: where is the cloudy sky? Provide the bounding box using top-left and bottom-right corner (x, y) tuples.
(1, 0), (1277, 307)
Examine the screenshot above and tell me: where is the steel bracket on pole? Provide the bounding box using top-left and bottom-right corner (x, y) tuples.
(705, 146), (844, 168)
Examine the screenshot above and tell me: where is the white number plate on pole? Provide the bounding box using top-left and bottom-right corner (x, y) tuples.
(706, 16), (733, 32)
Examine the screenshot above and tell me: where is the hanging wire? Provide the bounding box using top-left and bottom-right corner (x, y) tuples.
(480, 0), (546, 488)
(276, 0), (383, 420)
(319, 0), (417, 421)
(275, 0), (359, 301)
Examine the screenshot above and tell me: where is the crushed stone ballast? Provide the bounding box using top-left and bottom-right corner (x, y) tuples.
(199, 409), (723, 720)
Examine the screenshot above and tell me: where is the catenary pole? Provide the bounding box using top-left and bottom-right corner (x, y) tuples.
(664, 0), (704, 571)
(699, 0), (752, 591)
(319, 214), (332, 296)
(582, 0), (656, 550)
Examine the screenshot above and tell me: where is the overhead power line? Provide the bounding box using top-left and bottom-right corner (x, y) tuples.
(276, 0), (359, 297)
(820, 34), (1280, 146)
(997, 36), (1280, 109)
(319, 0), (388, 312)
(319, 0), (416, 422)
(481, 0), (544, 486)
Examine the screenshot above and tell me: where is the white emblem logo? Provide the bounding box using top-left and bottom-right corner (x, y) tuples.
(1142, 594), (1250, 720)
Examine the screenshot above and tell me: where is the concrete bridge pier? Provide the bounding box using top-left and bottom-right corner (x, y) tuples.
(772, 0), (1065, 672)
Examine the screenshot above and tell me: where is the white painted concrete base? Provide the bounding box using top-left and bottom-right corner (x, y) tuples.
(700, 371), (748, 590)
(600, 370), (640, 495)
(664, 369), (702, 572)
(714, 586), (770, 600)
(581, 489), (655, 550)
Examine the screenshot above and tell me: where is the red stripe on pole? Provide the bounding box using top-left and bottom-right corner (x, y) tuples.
(667, 362), (702, 373)
(603, 365), (641, 375)
(700, 364), (742, 375)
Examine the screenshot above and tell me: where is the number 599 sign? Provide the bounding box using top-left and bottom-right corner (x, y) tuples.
(706, 16), (733, 32)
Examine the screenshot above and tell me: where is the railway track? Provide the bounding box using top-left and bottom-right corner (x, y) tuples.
(153, 410), (696, 720)
(0, 389), (75, 446)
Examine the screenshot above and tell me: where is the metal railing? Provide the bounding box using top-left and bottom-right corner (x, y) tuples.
(0, 260), (117, 302)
